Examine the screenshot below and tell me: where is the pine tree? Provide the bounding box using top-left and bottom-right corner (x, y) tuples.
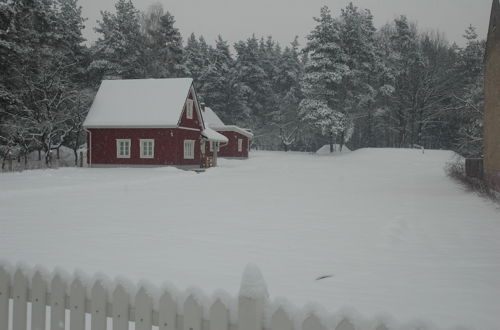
(199, 36), (245, 123)
(140, 4), (186, 78)
(453, 26), (485, 157)
(234, 35), (272, 130)
(0, 0), (90, 164)
(271, 37), (303, 151)
(91, 0), (146, 80)
(338, 2), (378, 149)
(382, 16), (424, 147)
(299, 6), (349, 152)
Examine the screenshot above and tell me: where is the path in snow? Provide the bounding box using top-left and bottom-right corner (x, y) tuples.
(1, 149), (499, 329)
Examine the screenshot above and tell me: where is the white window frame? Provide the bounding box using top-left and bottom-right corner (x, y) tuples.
(184, 140), (195, 159)
(140, 139), (155, 159)
(116, 139), (131, 158)
(238, 138), (243, 152)
(186, 99), (194, 119)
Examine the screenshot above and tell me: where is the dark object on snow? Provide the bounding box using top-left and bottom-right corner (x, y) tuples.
(315, 275), (333, 281)
(465, 158), (483, 179)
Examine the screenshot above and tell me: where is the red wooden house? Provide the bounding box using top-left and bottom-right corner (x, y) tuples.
(83, 78), (228, 168)
(202, 106), (254, 158)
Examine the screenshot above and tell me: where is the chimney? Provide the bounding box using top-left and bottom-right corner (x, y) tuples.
(200, 102), (206, 112)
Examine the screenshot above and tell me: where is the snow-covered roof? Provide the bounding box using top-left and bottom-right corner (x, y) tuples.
(203, 107), (225, 128)
(201, 127), (229, 143)
(202, 106), (254, 139)
(215, 126), (254, 139)
(83, 78), (194, 128)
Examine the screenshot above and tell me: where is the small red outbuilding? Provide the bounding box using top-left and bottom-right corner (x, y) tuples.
(202, 107), (254, 158)
(83, 78), (228, 168)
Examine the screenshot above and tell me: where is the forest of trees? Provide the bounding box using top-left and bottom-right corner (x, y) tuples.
(0, 0), (486, 165)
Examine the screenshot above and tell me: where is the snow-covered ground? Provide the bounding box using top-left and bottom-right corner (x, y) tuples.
(1, 149), (499, 329)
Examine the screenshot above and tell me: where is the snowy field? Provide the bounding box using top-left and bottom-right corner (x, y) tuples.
(1, 149), (499, 329)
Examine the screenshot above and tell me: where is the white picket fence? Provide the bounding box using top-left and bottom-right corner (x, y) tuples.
(0, 264), (457, 330)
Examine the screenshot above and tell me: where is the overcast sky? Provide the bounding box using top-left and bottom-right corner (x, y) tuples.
(79, 0), (492, 48)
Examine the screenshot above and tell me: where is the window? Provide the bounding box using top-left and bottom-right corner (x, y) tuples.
(238, 139), (243, 152)
(116, 139), (131, 158)
(186, 99), (194, 119)
(140, 139), (154, 158)
(184, 140), (195, 159)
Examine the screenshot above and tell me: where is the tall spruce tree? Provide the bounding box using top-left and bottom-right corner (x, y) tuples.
(338, 3), (378, 149)
(199, 36), (245, 123)
(299, 6), (349, 152)
(234, 35), (272, 131)
(140, 4), (186, 78)
(271, 37), (303, 151)
(453, 26), (485, 157)
(91, 0), (145, 80)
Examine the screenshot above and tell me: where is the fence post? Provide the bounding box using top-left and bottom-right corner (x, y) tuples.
(238, 264), (268, 330)
(0, 265), (10, 330)
(12, 269), (28, 330)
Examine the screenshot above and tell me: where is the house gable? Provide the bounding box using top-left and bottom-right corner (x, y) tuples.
(177, 86), (204, 131)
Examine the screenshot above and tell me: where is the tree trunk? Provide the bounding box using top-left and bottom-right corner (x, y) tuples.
(339, 131), (345, 152)
(329, 133), (334, 153)
(74, 149), (78, 166)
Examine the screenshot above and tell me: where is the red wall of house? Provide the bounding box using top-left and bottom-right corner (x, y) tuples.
(217, 131), (250, 158)
(87, 128), (202, 166)
(178, 92), (202, 129)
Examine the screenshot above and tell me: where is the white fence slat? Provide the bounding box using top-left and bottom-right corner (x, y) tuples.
(0, 266), (10, 330)
(32, 271), (47, 330)
(112, 284), (129, 330)
(158, 291), (176, 330)
(69, 278), (86, 330)
(135, 288), (153, 330)
(50, 275), (67, 330)
(335, 319), (355, 330)
(302, 315), (326, 330)
(91, 280), (107, 330)
(270, 308), (292, 330)
(209, 300), (229, 330)
(183, 296), (202, 330)
(13, 270), (28, 330)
